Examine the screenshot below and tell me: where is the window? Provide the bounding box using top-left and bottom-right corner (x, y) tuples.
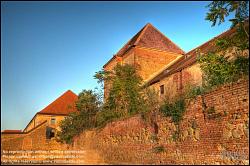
(160, 85), (164, 95)
(51, 118), (56, 125)
(46, 127), (55, 139)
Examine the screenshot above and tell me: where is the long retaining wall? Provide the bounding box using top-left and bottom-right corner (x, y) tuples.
(73, 79), (249, 165)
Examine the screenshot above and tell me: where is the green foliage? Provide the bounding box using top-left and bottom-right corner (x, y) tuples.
(57, 112), (81, 144)
(76, 90), (100, 113)
(160, 98), (185, 125)
(215, 29), (249, 51)
(57, 90), (100, 144)
(206, 1), (249, 28)
(107, 64), (144, 115)
(152, 145), (165, 153)
(234, 55), (249, 76)
(142, 87), (160, 113)
(202, 1), (249, 89)
(94, 69), (113, 87)
(94, 64), (147, 126)
(140, 88), (161, 124)
(95, 106), (123, 127)
(185, 85), (206, 99)
(198, 52), (249, 88)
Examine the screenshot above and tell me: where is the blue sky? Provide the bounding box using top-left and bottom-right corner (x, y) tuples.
(1, 1), (232, 130)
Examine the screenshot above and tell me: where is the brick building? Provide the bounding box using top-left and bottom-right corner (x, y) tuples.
(2, 90), (78, 139)
(103, 23), (248, 100)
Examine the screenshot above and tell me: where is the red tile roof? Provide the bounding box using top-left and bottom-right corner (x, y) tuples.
(104, 23), (185, 68)
(38, 90), (78, 115)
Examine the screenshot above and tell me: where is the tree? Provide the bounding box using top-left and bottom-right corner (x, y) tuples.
(197, 1), (249, 88)
(94, 64), (146, 126)
(107, 64), (144, 115)
(206, 1), (249, 37)
(57, 90), (100, 144)
(206, 1), (249, 50)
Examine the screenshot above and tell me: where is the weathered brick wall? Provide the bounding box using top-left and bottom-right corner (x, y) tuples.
(103, 46), (182, 100)
(150, 63), (203, 100)
(135, 46), (181, 81)
(182, 63), (203, 87)
(73, 79), (249, 165)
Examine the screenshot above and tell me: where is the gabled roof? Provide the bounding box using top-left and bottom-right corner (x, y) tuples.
(104, 23), (185, 68)
(38, 90), (78, 115)
(116, 23), (185, 56)
(145, 25), (241, 86)
(23, 90), (78, 132)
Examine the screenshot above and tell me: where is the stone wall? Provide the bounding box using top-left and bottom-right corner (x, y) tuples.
(73, 79), (249, 165)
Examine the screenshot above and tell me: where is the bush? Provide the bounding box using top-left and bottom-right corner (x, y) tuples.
(94, 64), (147, 126)
(95, 106), (123, 127)
(185, 85), (206, 99)
(198, 51), (249, 89)
(160, 98), (185, 125)
(57, 90), (100, 144)
(107, 64), (144, 115)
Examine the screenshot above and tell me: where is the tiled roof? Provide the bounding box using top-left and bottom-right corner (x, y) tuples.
(145, 26), (241, 85)
(116, 23), (185, 56)
(38, 90), (78, 115)
(104, 23), (185, 68)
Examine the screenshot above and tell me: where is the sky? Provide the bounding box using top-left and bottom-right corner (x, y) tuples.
(1, 1), (232, 130)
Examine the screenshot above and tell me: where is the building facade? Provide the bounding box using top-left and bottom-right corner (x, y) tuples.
(2, 90), (78, 139)
(103, 23), (248, 100)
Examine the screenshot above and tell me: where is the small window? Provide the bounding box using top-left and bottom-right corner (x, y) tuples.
(160, 85), (164, 95)
(46, 127), (55, 139)
(51, 118), (56, 125)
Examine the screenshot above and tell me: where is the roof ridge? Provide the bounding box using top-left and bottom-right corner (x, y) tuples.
(38, 90), (78, 114)
(148, 24), (185, 54)
(146, 26), (239, 86)
(133, 23), (151, 46)
(114, 24), (147, 56)
(185, 27), (235, 55)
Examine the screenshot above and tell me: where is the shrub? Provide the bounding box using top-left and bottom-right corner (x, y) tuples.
(95, 106), (123, 128)
(94, 64), (147, 126)
(197, 49), (249, 89)
(185, 85), (206, 99)
(57, 90), (100, 144)
(160, 98), (185, 125)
